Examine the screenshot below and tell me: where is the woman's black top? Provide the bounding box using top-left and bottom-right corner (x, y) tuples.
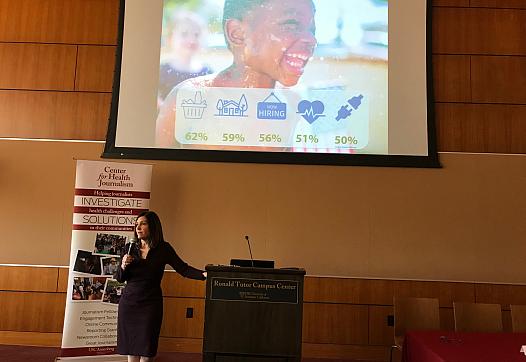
(115, 240), (204, 357)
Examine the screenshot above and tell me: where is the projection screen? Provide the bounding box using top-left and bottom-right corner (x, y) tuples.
(103, 0), (439, 167)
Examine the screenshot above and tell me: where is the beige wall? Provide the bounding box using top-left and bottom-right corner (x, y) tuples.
(1, 139), (524, 283)
(1, 2), (526, 357)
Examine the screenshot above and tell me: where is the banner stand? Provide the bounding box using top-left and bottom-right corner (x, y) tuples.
(58, 160), (152, 360)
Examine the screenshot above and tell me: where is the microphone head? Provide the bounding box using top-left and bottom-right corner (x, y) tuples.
(127, 236), (138, 255)
(244, 235), (249, 241)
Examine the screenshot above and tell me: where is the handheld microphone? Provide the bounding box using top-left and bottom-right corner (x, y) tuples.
(128, 236), (138, 254)
(122, 237), (137, 270)
(244, 235), (255, 267)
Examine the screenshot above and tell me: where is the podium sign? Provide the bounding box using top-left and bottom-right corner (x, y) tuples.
(203, 266), (305, 362)
(210, 277), (299, 304)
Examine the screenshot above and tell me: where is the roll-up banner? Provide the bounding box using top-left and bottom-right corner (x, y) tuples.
(58, 160), (152, 360)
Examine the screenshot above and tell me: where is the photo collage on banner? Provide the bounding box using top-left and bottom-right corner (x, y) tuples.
(59, 160), (152, 359)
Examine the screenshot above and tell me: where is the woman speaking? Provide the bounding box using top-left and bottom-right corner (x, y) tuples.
(115, 211), (206, 361)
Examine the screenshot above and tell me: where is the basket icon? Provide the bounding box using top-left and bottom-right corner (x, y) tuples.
(181, 91), (207, 119)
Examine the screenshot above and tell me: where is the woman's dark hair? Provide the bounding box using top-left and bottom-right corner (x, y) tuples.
(134, 211), (164, 249)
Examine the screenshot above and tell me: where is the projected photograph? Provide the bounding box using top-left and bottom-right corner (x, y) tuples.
(155, 0), (388, 153)
(107, 0), (438, 167)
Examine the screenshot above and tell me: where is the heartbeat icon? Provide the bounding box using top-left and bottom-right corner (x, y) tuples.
(297, 100), (325, 124)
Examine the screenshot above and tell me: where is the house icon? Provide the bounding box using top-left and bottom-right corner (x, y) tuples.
(216, 95), (248, 117)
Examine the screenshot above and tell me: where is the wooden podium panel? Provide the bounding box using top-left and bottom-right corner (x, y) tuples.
(203, 265), (305, 362)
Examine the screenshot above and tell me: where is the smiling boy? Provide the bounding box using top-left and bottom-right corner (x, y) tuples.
(155, 0), (317, 147)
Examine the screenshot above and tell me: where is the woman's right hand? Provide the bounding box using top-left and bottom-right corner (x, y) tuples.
(121, 254), (134, 270)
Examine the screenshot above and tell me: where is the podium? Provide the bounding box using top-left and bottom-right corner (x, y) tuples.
(203, 265), (306, 362)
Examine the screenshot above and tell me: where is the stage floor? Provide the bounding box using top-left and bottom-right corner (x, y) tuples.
(1, 344), (376, 362)
(0, 346), (199, 362)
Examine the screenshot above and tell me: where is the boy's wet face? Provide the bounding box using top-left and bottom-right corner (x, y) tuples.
(241, 0), (316, 86)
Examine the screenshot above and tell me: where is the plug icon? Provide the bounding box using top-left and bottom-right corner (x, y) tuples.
(335, 94), (364, 121)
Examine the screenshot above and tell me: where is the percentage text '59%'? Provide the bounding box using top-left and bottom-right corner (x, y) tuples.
(222, 133), (245, 142)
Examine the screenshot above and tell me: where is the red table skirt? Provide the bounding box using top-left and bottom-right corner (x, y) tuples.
(402, 330), (526, 362)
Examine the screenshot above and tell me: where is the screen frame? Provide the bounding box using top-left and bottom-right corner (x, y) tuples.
(103, 0), (440, 168)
